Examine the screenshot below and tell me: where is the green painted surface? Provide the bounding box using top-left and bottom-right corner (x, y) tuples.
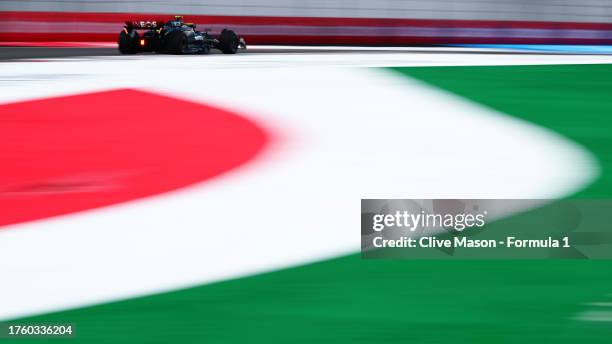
(13, 64), (612, 343)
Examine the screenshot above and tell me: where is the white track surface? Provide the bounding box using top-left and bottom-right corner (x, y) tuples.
(0, 49), (602, 320)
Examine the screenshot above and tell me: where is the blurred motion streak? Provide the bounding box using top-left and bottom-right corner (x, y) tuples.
(2, 0), (612, 45)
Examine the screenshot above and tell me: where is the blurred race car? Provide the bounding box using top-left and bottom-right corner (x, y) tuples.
(118, 16), (246, 54)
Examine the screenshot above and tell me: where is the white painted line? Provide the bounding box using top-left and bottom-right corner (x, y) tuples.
(4, 50), (612, 70)
(576, 311), (612, 322)
(585, 302), (612, 307)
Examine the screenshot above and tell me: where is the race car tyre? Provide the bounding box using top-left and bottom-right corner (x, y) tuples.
(118, 30), (139, 54)
(167, 31), (188, 54)
(218, 29), (239, 54)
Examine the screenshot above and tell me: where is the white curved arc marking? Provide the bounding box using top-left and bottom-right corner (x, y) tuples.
(0, 54), (597, 320)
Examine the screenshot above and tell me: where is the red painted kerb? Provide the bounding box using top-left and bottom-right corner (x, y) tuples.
(0, 89), (269, 227)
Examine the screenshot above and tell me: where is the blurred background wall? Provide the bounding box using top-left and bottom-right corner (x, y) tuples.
(2, 0), (612, 44)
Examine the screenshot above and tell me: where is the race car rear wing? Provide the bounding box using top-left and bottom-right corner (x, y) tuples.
(125, 20), (163, 30)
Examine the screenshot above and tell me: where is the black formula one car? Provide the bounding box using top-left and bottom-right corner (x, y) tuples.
(118, 16), (246, 54)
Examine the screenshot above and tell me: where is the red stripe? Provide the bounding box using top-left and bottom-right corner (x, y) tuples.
(0, 41), (114, 47)
(2, 11), (612, 45)
(0, 89), (269, 228)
